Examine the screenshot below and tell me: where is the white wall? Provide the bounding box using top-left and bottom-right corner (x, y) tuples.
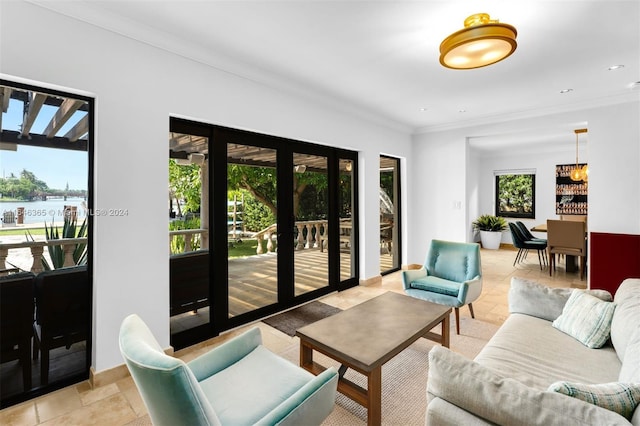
(476, 147), (576, 244)
(408, 130), (468, 265)
(411, 101), (640, 278)
(1, 1), (411, 372)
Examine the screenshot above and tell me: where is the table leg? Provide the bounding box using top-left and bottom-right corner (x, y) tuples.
(300, 341), (313, 369)
(441, 314), (450, 348)
(367, 367), (382, 426)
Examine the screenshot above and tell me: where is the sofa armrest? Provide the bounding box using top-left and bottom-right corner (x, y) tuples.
(427, 346), (629, 426)
(402, 267), (427, 290)
(187, 327), (262, 381)
(257, 367), (338, 426)
(508, 277), (612, 321)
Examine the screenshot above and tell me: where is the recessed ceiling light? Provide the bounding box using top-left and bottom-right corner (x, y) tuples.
(420, 107), (429, 112)
(560, 88), (573, 94)
(608, 64), (625, 71)
(630, 81), (640, 90)
(458, 109), (467, 113)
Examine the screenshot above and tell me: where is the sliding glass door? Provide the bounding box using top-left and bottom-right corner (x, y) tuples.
(380, 155), (401, 274)
(170, 118), (358, 348)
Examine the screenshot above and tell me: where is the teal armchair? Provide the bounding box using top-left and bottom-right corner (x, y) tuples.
(402, 240), (482, 334)
(119, 314), (338, 426)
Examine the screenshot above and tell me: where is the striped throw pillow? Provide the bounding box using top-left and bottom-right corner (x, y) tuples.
(552, 289), (616, 348)
(548, 381), (640, 420)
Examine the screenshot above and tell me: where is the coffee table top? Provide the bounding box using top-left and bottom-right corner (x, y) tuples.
(296, 291), (451, 372)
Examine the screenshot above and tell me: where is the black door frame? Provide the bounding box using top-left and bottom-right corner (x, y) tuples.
(0, 79), (94, 408)
(170, 118), (358, 347)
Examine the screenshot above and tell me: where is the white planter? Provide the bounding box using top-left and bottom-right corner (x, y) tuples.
(479, 230), (502, 250)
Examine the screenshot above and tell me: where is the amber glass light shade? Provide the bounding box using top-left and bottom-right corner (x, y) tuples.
(440, 13), (517, 69)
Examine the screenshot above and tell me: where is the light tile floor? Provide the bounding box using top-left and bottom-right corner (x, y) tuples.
(0, 247), (585, 426)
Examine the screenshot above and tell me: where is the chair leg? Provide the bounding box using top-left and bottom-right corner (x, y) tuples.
(580, 256), (584, 280)
(468, 303), (475, 319)
(549, 253), (554, 276)
(454, 307), (460, 335)
(537, 249), (543, 270)
(513, 248), (522, 266)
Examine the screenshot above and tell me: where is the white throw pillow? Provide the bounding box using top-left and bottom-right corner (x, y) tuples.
(552, 289), (616, 348)
(548, 381), (640, 420)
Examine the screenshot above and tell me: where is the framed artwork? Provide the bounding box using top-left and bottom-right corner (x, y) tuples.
(495, 173), (536, 218)
(556, 163), (588, 215)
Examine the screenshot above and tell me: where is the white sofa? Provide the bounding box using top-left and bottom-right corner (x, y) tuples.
(427, 277), (640, 426)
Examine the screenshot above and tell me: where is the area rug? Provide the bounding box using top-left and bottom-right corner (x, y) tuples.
(277, 318), (500, 425)
(262, 301), (342, 337)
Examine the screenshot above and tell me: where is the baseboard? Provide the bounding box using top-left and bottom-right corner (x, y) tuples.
(89, 346), (174, 389)
(360, 275), (382, 286)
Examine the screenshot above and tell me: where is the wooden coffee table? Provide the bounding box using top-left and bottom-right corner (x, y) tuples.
(296, 291), (451, 426)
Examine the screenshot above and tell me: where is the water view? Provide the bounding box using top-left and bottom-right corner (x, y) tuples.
(0, 198), (87, 225)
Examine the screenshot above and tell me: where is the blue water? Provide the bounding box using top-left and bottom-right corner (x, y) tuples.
(0, 198), (87, 225)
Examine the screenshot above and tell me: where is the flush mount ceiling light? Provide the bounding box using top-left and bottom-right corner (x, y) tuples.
(439, 13), (517, 70)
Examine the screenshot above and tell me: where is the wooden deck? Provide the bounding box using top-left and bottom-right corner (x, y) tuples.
(169, 247), (394, 334)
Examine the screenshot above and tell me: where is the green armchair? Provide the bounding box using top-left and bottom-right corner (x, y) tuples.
(119, 314), (338, 426)
(402, 240), (482, 334)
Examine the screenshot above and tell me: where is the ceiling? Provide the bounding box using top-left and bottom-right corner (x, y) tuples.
(28, 0), (640, 152)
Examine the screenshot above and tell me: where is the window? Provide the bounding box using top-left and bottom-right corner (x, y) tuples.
(495, 171), (535, 219)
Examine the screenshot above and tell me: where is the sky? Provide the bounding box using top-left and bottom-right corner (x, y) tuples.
(0, 98), (88, 191)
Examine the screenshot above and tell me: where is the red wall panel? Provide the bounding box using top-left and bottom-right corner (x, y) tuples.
(590, 232), (640, 296)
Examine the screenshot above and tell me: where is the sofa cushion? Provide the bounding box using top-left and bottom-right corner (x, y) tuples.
(428, 346), (630, 426)
(548, 381), (640, 420)
(475, 313), (621, 389)
(611, 279), (640, 362)
(619, 327), (640, 383)
(509, 277), (612, 321)
(552, 290), (616, 348)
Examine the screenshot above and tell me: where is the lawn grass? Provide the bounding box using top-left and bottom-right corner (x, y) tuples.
(228, 238), (276, 258)
(0, 228), (46, 236)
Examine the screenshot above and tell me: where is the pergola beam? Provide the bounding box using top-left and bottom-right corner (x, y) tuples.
(63, 114), (88, 142)
(0, 87), (12, 131)
(21, 92), (47, 137)
(43, 98), (83, 138)
(1, 130), (87, 152)
(0, 87), (11, 112)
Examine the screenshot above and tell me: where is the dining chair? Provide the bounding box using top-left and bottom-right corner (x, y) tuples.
(0, 272), (35, 391)
(515, 221), (547, 244)
(546, 219), (587, 279)
(33, 265), (90, 385)
(509, 222), (547, 269)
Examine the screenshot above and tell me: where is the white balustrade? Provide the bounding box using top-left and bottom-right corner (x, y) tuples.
(0, 237), (87, 274)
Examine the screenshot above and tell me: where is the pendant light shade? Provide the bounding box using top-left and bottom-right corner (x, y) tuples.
(440, 13), (517, 69)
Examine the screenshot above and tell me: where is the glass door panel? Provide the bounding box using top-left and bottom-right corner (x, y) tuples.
(293, 153), (329, 296)
(380, 156), (401, 273)
(168, 132), (210, 340)
(339, 158), (355, 281)
(227, 143), (278, 317)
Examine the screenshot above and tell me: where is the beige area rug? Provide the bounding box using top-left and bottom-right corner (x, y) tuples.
(278, 318), (500, 426)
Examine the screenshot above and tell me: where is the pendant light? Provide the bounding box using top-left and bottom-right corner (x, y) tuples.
(570, 129), (588, 182)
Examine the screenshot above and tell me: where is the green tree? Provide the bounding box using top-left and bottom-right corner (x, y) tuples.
(498, 174), (533, 213)
(168, 159), (201, 214)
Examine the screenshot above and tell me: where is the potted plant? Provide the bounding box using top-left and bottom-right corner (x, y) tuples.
(472, 214), (508, 250)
